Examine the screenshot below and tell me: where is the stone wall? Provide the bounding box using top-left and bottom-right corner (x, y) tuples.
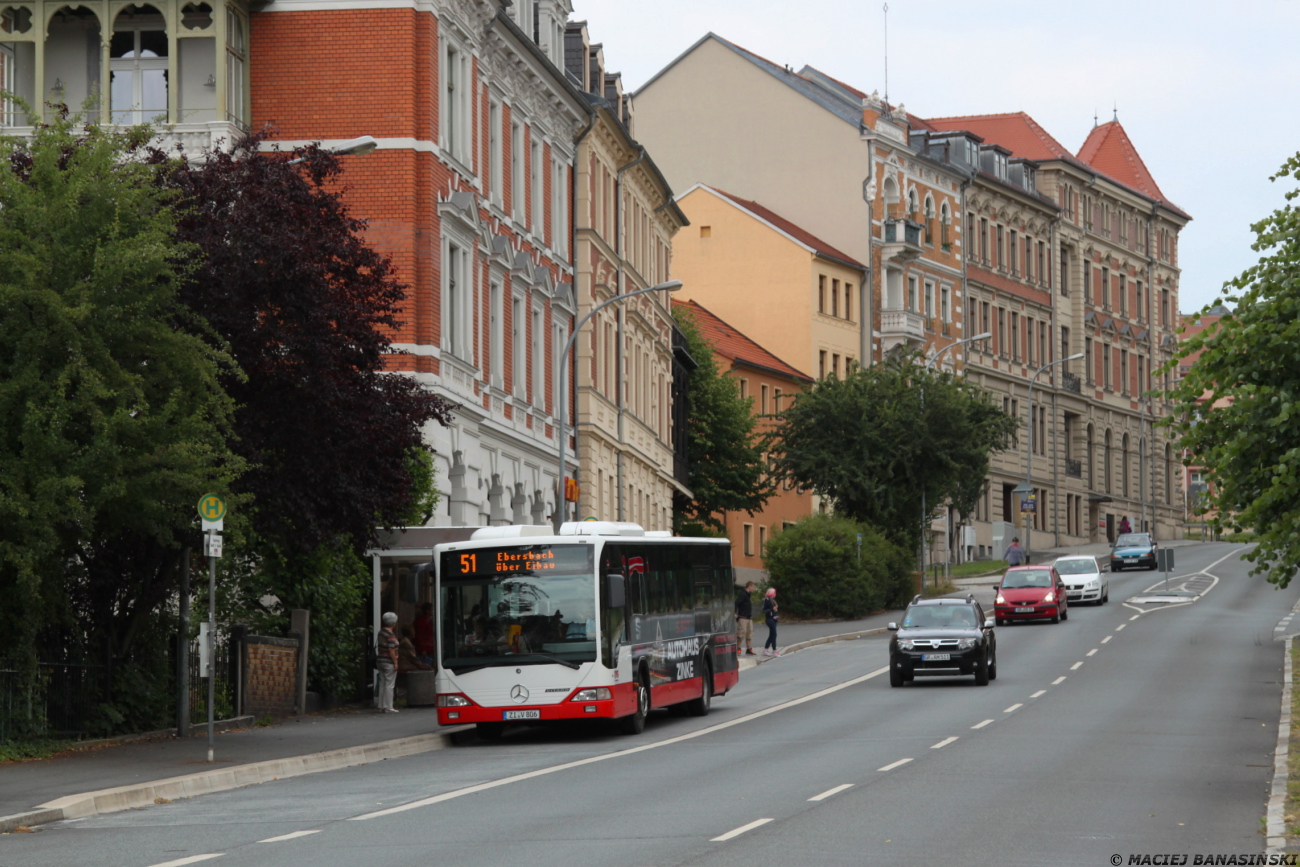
(243, 635), (299, 718)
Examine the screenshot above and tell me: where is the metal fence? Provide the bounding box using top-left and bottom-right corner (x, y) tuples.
(0, 658), (112, 741)
(187, 636), (236, 726)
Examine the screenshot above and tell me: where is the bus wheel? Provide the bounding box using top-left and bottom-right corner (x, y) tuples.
(476, 722), (504, 741)
(619, 675), (649, 735)
(687, 660), (712, 717)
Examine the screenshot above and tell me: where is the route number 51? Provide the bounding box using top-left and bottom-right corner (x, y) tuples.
(460, 553), (478, 573)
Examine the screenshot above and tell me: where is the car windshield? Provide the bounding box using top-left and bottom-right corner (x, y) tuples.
(1115, 534), (1151, 547)
(902, 605), (979, 629)
(1054, 559), (1098, 575)
(1002, 569), (1053, 589)
(440, 544), (598, 672)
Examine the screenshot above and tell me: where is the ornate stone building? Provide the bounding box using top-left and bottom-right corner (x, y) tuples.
(563, 21), (687, 530)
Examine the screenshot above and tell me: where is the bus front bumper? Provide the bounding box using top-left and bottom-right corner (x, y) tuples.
(436, 683), (637, 725)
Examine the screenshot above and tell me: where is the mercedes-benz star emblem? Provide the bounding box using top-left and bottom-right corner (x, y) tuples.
(510, 685), (529, 703)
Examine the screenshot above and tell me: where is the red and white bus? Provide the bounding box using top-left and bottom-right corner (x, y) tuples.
(434, 522), (740, 736)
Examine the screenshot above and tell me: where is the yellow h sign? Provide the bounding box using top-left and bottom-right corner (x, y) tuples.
(198, 493), (226, 522)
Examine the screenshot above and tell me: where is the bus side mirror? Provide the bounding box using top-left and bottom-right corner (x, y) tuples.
(605, 574), (626, 608)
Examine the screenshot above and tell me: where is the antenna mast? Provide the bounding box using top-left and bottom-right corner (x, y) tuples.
(883, 3), (890, 108)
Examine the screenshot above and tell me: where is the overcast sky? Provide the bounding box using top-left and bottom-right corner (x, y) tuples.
(571, 0), (1300, 314)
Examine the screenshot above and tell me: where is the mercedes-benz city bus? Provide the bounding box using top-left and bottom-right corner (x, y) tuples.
(433, 522), (740, 737)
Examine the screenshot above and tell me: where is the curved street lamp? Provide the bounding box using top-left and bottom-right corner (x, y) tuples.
(919, 332), (990, 587)
(553, 279), (684, 531)
(1019, 353), (1086, 560)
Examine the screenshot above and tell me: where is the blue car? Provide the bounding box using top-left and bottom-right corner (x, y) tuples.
(1110, 533), (1158, 571)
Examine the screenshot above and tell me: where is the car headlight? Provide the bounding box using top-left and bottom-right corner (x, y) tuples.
(995, 594), (1006, 604)
(956, 638), (978, 650)
(571, 688), (612, 701)
(897, 640), (916, 650)
(1085, 580), (1099, 588)
(437, 694), (471, 707)
(1044, 591), (1055, 603)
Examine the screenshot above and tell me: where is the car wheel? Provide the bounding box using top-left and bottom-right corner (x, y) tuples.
(988, 650), (998, 681)
(1061, 606), (1069, 621)
(686, 660), (712, 717)
(974, 651), (990, 686)
(889, 664), (904, 687)
(1050, 609), (1060, 624)
(619, 673), (650, 735)
(1102, 588), (1109, 604)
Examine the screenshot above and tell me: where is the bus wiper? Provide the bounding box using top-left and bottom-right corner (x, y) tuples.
(514, 652), (582, 670)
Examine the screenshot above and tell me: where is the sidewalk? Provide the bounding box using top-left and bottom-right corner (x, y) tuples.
(0, 705), (457, 828)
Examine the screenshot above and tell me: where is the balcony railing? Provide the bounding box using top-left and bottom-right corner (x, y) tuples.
(879, 308), (925, 343)
(1062, 371), (1082, 394)
(1065, 458), (1082, 478)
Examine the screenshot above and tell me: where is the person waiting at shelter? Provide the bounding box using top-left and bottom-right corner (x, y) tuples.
(398, 624), (431, 674)
(413, 602), (435, 665)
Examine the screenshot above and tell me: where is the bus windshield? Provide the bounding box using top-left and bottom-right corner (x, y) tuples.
(440, 544), (597, 673)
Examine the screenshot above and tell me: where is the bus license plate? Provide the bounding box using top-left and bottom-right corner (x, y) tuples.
(503, 710), (540, 720)
(1015, 606), (1035, 613)
(922, 653), (950, 661)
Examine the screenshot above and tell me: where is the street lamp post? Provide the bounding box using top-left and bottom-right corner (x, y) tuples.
(1021, 353), (1085, 560)
(553, 279), (683, 532)
(919, 332), (991, 588)
(286, 135), (379, 164)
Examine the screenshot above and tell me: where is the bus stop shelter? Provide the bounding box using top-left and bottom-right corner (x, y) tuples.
(365, 527), (481, 650)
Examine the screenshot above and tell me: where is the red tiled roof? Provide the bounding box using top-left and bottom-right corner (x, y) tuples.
(673, 299), (813, 383)
(1077, 120), (1167, 202)
(925, 111), (1075, 162)
(707, 187), (865, 269)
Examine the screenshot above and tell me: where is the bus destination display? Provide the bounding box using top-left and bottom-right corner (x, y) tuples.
(446, 544), (592, 579)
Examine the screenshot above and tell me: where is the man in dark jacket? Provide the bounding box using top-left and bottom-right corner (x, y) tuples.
(735, 582), (756, 656)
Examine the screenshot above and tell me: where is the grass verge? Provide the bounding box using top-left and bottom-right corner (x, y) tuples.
(1286, 640), (1300, 839)
(0, 738), (75, 763)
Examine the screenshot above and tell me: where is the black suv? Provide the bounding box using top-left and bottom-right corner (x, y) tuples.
(887, 595), (997, 687)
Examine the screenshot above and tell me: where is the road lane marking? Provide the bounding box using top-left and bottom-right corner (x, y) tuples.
(971, 719), (993, 729)
(1052, 676), (1066, 685)
(1087, 648), (1098, 657)
(1101, 636), (1112, 644)
(1130, 614), (1141, 621)
(711, 818), (773, 841)
(931, 737), (958, 749)
(1030, 690), (1045, 698)
(877, 758), (913, 771)
(258, 831), (320, 843)
(1116, 624), (1126, 631)
(1003, 703), (1022, 713)
(808, 784), (854, 801)
(351, 665), (891, 821)
(1071, 661), (1083, 670)
(146, 857), (224, 867)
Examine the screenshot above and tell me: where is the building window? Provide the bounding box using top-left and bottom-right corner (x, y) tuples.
(1010, 312), (1019, 360)
(443, 242), (467, 359)
(996, 225), (1005, 270)
(940, 202), (951, 247)
(1038, 240), (1046, 286)
(530, 138), (544, 235)
(996, 308), (1006, 357)
(531, 305), (545, 406)
(1059, 245), (1069, 296)
(226, 9), (246, 126)
(510, 121), (524, 221)
(818, 275), (826, 313)
(907, 276), (918, 312)
(980, 218), (989, 263)
(1061, 326), (1071, 371)
(1103, 344), (1112, 390)
(1121, 350), (1129, 395)
(758, 525), (768, 557)
(831, 278), (839, 317)
(441, 41), (470, 164)
(940, 285), (950, 323)
(774, 387), (782, 412)
(738, 378), (749, 400)
(844, 282), (853, 322)
(489, 281), (504, 387)
(924, 195), (935, 244)
(924, 281), (935, 320)
(1101, 267), (1110, 309)
(512, 296), (525, 395)
(551, 158), (567, 256)
(1084, 264), (1091, 304)
(110, 10), (168, 125)
(1085, 337), (1094, 385)
(819, 351), (827, 379)
(1118, 275), (1127, 315)
(981, 302), (991, 351)
(1009, 230), (1018, 275)
(1161, 288), (1170, 327)
(832, 354), (840, 378)
(760, 383), (769, 415)
(743, 523), (754, 556)
(1136, 280), (1145, 322)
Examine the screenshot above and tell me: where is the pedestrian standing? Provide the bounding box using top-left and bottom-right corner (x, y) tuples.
(377, 612), (400, 713)
(1118, 516), (1132, 535)
(1005, 537), (1025, 567)
(761, 588), (779, 656)
(735, 581), (756, 656)
(413, 602), (435, 665)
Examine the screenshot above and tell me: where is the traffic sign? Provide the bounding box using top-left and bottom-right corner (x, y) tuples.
(198, 493), (226, 523)
(205, 532), (223, 558)
(1019, 492), (1037, 515)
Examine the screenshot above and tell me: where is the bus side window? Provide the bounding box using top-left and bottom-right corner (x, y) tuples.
(675, 547), (693, 615)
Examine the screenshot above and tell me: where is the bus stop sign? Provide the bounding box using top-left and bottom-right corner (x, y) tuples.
(198, 493), (226, 531)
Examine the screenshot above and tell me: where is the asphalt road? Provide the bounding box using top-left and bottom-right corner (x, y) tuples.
(7, 542), (1294, 867)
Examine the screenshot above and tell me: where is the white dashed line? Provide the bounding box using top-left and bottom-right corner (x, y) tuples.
(971, 719), (994, 729)
(877, 758), (914, 772)
(931, 737), (959, 749)
(1030, 690), (1046, 698)
(711, 818), (773, 842)
(258, 831), (321, 843)
(1130, 614), (1141, 621)
(146, 857), (224, 867)
(1052, 676), (1066, 685)
(1004, 703), (1023, 713)
(1101, 636), (1112, 644)
(808, 784), (854, 802)
(1087, 648), (1098, 657)
(1116, 624), (1126, 631)
(1071, 661), (1084, 670)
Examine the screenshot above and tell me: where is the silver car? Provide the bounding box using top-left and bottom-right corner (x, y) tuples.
(1052, 555), (1109, 605)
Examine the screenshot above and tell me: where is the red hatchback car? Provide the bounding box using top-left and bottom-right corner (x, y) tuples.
(995, 565), (1069, 625)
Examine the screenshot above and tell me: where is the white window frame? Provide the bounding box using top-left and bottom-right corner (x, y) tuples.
(924, 280), (935, 319)
(510, 120), (524, 222)
(442, 240), (470, 360)
(511, 293), (526, 397)
(940, 285), (951, 323)
(110, 16), (169, 125)
(226, 9), (246, 126)
(551, 157), (567, 257)
(530, 137), (544, 237)
(531, 303), (546, 408)
(489, 279), (505, 388)
(488, 99), (503, 208)
(440, 36), (470, 166)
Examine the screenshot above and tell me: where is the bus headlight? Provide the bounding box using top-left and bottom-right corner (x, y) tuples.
(571, 688), (612, 701)
(438, 694), (471, 707)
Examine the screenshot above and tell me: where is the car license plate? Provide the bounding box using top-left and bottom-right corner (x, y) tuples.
(1015, 606), (1035, 613)
(503, 710), (540, 720)
(922, 653), (950, 661)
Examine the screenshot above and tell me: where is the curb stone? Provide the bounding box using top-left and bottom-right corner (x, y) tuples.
(1, 725), (472, 833)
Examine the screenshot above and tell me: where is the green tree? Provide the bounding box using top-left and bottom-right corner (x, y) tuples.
(763, 514), (913, 618)
(672, 307), (773, 535)
(0, 108), (240, 730)
(1164, 152), (1300, 588)
(771, 352), (1016, 550)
